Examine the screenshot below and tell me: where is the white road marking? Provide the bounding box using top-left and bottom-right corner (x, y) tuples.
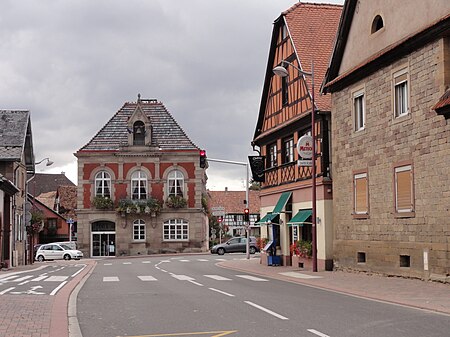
(197, 259), (209, 262)
(179, 259), (190, 262)
(171, 274), (195, 281)
(31, 276), (47, 282)
(123, 262), (132, 265)
(279, 272), (322, 279)
(236, 275), (268, 282)
(142, 261), (151, 264)
(50, 282), (67, 296)
(0, 275), (20, 281)
(0, 287), (15, 295)
(13, 275), (33, 282)
(188, 280), (204, 287)
(245, 301), (289, 320)
(307, 329), (330, 337)
(18, 280), (30, 285)
(138, 276), (157, 281)
(103, 277), (119, 282)
(71, 265), (86, 277)
(209, 288), (235, 297)
(204, 275), (232, 281)
(45, 276), (69, 282)
(215, 258), (227, 261)
(103, 263), (113, 266)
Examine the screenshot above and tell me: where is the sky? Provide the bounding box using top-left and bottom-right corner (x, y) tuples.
(1, 0), (343, 191)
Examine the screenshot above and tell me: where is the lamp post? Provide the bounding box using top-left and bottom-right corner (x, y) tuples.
(273, 60), (318, 272)
(35, 157), (54, 167)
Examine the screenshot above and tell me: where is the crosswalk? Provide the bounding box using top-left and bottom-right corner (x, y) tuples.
(101, 273), (268, 283)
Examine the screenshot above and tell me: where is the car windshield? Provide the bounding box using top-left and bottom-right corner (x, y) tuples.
(60, 244), (72, 250)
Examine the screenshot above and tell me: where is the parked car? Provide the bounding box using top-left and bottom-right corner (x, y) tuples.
(35, 243), (83, 262)
(210, 236), (259, 255)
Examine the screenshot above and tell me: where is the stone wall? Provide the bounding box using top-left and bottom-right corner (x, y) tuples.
(331, 38), (450, 281)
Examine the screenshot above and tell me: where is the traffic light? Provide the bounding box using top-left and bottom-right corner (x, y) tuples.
(199, 149), (207, 168)
(217, 216), (223, 224)
(243, 208), (249, 222)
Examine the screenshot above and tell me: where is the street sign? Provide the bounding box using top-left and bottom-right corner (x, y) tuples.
(211, 206), (225, 216)
(298, 159), (312, 167)
(212, 211), (225, 216)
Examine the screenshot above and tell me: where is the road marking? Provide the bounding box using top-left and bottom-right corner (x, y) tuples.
(142, 261), (151, 264)
(13, 275), (33, 282)
(209, 288), (235, 297)
(236, 275), (268, 282)
(50, 282), (67, 295)
(215, 258), (226, 261)
(123, 262), (132, 265)
(204, 275), (231, 281)
(45, 276), (69, 282)
(197, 259), (209, 262)
(307, 329), (330, 337)
(103, 277), (119, 282)
(138, 276), (157, 281)
(18, 280), (30, 285)
(244, 301), (289, 320)
(71, 265), (86, 277)
(118, 330), (238, 336)
(172, 274), (195, 281)
(0, 287), (15, 295)
(0, 275), (20, 281)
(179, 259), (190, 262)
(279, 272), (322, 279)
(103, 263), (113, 266)
(188, 280), (204, 287)
(31, 276), (47, 282)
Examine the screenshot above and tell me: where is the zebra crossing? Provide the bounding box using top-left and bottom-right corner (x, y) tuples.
(101, 273), (268, 283)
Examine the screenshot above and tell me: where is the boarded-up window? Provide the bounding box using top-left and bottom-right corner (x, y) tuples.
(395, 165), (413, 212)
(354, 173), (368, 214)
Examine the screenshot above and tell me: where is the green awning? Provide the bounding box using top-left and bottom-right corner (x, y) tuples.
(287, 209), (312, 226)
(272, 191), (292, 214)
(256, 212), (279, 225)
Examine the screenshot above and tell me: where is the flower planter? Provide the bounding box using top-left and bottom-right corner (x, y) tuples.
(260, 251), (268, 265)
(292, 255), (313, 270)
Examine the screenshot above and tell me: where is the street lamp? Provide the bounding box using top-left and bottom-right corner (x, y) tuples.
(273, 60), (318, 272)
(35, 157), (54, 166)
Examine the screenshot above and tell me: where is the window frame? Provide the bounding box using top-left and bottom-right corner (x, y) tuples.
(394, 163), (415, 217)
(95, 171), (111, 198)
(282, 136), (294, 164)
(167, 170), (185, 197)
(353, 89), (365, 132)
(163, 219), (189, 241)
(133, 121), (145, 145)
(131, 170), (148, 200)
(393, 68), (409, 119)
(133, 219), (146, 242)
(353, 171), (369, 218)
(267, 143), (278, 168)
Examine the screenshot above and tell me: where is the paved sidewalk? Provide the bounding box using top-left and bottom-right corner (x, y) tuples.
(0, 259), (96, 337)
(219, 257), (450, 315)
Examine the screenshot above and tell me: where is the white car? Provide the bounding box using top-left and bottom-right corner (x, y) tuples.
(35, 243), (83, 262)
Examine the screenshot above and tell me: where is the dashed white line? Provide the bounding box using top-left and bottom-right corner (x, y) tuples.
(50, 281), (67, 296)
(138, 276), (157, 281)
(307, 329), (330, 337)
(197, 259), (209, 262)
(103, 277), (119, 282)
(103, 263), (113, 266)
(209, 288), (235, 297)
(31, 276), (47, 282)
(204, 275), (232, 281)
(71, 265), (86, 277)
(244, 301), (289, 320)
(0, 287), (15, 295)
(188, 280), (204, 287)
(142, 261), (151, 264)
(13, 275), (33, 282)
(236, 275), (268, 282)
(122, 262), (132, 265)
(45, 276), (69, 282)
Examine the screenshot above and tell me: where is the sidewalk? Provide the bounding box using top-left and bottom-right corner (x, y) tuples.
(219, 257), (450, 315)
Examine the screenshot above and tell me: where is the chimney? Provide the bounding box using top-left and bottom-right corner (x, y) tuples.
(225, 187), (228, 192)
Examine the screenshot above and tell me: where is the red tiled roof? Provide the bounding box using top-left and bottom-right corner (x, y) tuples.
(30, 173), (75, 196)
(433, 88), (450, 111)
(284, 3), (342, 111)
(56, 185), (77, 220)
(208, 190), (260, 214)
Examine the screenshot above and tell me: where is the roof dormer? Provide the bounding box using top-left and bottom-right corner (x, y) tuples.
(127, 94), (152, 146)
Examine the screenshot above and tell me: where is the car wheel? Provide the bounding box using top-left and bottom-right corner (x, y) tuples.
(63, 254), (71, 260)
(37, 255), (45, 262)
(249, 246), (256, 254)
(217, 248), (225, 255)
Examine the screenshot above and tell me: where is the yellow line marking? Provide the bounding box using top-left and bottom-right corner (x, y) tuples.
(117, 331), (238, 337)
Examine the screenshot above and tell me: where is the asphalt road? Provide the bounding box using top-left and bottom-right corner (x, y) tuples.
(76, 254), (450, 337)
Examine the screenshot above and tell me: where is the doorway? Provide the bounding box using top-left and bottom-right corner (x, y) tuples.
(91, 221), (116, 257)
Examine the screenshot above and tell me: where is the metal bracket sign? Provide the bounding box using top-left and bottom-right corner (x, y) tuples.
(211, 206), (225, 217)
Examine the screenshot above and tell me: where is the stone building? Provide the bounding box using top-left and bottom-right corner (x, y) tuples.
(323, 0), (450, 281)
(75, 96), (208, 257)
(252, 3), (342, 269)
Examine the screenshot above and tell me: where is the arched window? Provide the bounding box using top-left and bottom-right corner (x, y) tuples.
(163, 219), (188, 241)
(168, 170), (184, 197)
(133, 121), (145, 145)
(95, 171), (111, 198)
(131, 170), (147, 200)
(371, 15), (384, 34)
(133, 219), (146, 241)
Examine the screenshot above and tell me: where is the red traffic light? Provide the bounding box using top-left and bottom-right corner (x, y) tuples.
(243, 208), (249, 222)
(217, 216), (223, 223)
(200, 149), (206, 157)
(200, 150), (207, 168)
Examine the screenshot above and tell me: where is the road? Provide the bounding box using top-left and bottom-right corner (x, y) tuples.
(76, 254), (450, 337)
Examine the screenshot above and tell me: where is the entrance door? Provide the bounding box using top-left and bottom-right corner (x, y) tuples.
(91, 221), (116, 257)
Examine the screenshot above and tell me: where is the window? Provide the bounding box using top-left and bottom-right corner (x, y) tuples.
(395, 165), (414, 213)
(354, 172), (368, 214)
(163, 219), (189, 241)
(95, 171), (111, 198)
(394, 71), (409, 118)
(282, 76), (289, 106)
(168, 170), (184, 197)
(353, 90), (365, 131)
(131, 170), (147, 200)
(133, 121), (145, 145)
(268, 143), (277, 168)
(283, 137), (294, 163)
(133, 219), (146, 241)
(371, 15), (384, 33)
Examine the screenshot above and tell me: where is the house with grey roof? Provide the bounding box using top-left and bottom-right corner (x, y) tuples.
(0, 110), (35, 267)
(75, 95), (209, 257)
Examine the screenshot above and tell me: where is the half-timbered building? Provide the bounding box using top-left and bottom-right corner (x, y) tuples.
(252, 3), (342, 269)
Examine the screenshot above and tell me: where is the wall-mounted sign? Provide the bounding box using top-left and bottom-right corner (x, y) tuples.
(297, 135), (313, 159)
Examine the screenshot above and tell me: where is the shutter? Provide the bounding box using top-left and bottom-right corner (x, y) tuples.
(355, 174), (368, 213)
(396, 167), (412, 211)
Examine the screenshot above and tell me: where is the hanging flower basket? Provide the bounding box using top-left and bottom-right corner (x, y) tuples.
(92, 196), (114, 210)
(166, 195), (187, 209)
(116, 198), (162, 216)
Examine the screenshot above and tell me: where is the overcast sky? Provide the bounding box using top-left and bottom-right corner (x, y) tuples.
(1, 0), (343, 191)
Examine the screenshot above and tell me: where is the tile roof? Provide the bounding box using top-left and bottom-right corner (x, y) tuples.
(284, 2), (342, 111)
(36, 191), (57, 209)
(433, 88), (450, 111)
(79, 99), (199, 152)
(208, 190), (260, 214)
(56, 185), (77, 220)
(29, 173), (75, 196)
(0, 110), (30, 160)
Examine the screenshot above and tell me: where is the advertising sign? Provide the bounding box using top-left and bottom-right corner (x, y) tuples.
(297, 135), (313, 159)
